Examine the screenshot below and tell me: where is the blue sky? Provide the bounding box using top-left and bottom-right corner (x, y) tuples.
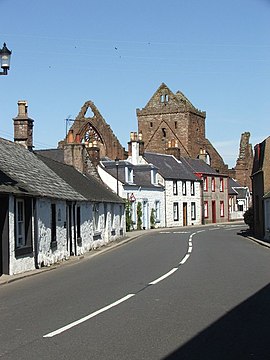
(1, 0), (269, 167)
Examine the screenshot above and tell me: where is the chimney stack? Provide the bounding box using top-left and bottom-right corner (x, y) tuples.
(166, 138), (180, 160)
(13, 100), (34, 150)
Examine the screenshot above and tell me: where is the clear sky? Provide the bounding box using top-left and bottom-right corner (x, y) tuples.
(1, 0), (269, 167)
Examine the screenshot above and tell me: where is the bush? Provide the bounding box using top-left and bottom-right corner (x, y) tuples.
(125, 200), (133, 232)
(244, 207), (254, 230)
(150, 208), (156, 229)
(137, 202), (142, 230)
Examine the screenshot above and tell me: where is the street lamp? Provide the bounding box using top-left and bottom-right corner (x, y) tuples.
(115, 157), (119, 196)
(0, 43), (12, 76)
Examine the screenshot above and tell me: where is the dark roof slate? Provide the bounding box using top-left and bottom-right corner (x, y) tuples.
(37, 155), (123, 203)
(0, 138), (84, 201)
(35, 148), (64, 163)
(180, 156), (219, 175)
(101, 160), (163, 189)
(143, 152), (198, 181)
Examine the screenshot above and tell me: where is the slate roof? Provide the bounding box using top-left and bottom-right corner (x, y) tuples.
(101, 160), (163, 189)
(143, 152), (198, 181)
(35, 148), (64, 163)
(180, 156), (219, 175)
(0, 138), (84, 201)
(37, 155), (123, 203)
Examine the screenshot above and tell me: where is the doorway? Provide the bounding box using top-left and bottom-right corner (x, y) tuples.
(212, 201), (216, 223)
(183, 202), (188, 226)
(0, 195), (9, 275)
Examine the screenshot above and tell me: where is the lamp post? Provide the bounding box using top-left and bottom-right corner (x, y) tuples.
(115, 157), (119, 196)
(0, 43), (12, 76)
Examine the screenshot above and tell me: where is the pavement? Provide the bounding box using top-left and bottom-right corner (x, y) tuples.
(1, 222), (269, 286)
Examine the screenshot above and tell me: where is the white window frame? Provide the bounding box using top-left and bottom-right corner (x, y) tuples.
(191, 202), (196, 220)
(155, 200), (160, 223)
(16, 199), (25, 248)
(173, 180), (178, 195)
(173, 202), (179, 221)
(182, 181), (187, 195)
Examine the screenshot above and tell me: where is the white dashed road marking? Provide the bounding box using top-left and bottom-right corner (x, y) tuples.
(44, 231), (199, 338)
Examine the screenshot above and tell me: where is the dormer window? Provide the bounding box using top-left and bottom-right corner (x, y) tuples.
(125, 167), (133, 183)
(151, 169), (157, 184)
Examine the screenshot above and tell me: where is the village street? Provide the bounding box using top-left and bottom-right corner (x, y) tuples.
(1, 223), (270, 359)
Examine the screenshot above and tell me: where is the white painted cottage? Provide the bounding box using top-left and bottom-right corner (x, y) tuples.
(0, 101), (125, 277)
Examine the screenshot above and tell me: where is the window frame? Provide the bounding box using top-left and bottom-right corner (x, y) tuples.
(191, 202), (196, 220)
(220, 200), (225, 217)
(204, 201), (209, 218)
(155, 200), (161, 223)
(173, 202), (179, 221)
(190, 181), (195, 196)
(173, 180), (178, 195)
(182, 181), (187, 196)
(203, 176), (208, 191)
(211, 177), (215, 192)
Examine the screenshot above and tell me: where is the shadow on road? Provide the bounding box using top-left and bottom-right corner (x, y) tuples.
(162, 283), (270, 360)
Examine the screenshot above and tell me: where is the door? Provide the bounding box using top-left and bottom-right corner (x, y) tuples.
(183, 202), (188, 226)
(142, 200), (149, 230)
(212, 200), (216, 223)
(0, 195), (9, 275)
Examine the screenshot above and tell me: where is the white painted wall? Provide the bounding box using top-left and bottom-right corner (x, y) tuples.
(8, 196), (35, 275)
(164, 180), (202, 227)
(124, 187), (165, 229)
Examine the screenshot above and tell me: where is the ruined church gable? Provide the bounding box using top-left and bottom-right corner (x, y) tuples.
(59, 101), (125, 160)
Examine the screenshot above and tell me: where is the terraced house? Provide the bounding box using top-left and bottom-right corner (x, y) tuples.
(0, 102), (124, 276)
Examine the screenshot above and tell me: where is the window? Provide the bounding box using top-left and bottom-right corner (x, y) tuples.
(151, 169), (157, 184)
(93, 203), (99, 231)
(150, 122), (153, 128)
(173, 180), (178, 195)
(155, 200), (160, 223)
(51, 204), (56, 244)
(173, 202), (179, 221)
(182, 181), (187, 195)
(204, 201), (209, 218)
(220, 201), (224, 217)
(175, 121), (177, 129)
(220, 177), (224, 192)
(15, 198), (33, 256)
(160, 94), (169, 103)
(211, 177), (215, 192)
(191, 202), (196, 220)
(162, 128), (166, 137)
(16, 199), (25, 247)
(203, 176), (208, 191)
(126, 167), (133, 183)
(190, 181), (195, 196)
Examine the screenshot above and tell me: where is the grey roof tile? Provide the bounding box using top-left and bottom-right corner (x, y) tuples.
(0, 138), (84, 201)
(37, 155), (123, 203)
(143, 152), (198, 180)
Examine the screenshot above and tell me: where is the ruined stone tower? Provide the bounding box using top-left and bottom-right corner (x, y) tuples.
(137, 83), (228, 173)
(229, 132), (253, 190)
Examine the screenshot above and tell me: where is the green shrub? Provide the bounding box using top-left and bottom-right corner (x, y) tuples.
(244, 207), (254, 230)
(137, 202), (142, 230)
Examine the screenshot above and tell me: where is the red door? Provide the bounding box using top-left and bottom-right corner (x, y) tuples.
(212, 201), (216, 223)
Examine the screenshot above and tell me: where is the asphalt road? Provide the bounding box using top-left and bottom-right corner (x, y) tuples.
(1, 224), (270, 359)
